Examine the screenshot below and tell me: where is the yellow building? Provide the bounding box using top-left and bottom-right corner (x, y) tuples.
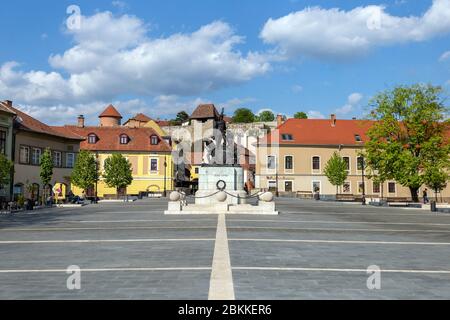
(55, 105), (174, 198)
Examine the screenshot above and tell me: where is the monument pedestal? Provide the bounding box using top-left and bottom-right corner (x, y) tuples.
(195, 165), (247, 205)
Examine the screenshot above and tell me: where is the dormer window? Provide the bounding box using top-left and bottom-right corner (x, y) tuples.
(282, 134), (293, 141)
(88, 134), (98, 144)
(151, 135), (159, 145)
(355, 134), (362, 142)
(120, 134), (130, 145)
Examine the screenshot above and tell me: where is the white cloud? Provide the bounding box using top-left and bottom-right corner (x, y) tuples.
(1, 12), (270, 109)
(440, 51), (450, 61)
(260, 0), (450, 60)
(307, 111), (325, 119)
(112, 1), (128, 10)
(335, 92), (364, 116)
(291, 84), (303, 93)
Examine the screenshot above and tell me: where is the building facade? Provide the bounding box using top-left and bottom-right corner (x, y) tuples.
(3, 101), (83, 202)
(0, 101), (17, 201)
(257, 115), (450, 202)
(57, 105), (174, 198)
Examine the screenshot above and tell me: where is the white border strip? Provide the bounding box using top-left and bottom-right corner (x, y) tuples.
(209, 214), (235, 300)
(229, 238), (450, 246)
(0, 267), (211, 274)
(233, 267), (450, 274)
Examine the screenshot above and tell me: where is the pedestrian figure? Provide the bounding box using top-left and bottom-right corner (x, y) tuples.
(423, 188), (429, 204)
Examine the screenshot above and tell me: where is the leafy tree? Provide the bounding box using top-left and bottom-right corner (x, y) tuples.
(294, 112), (308, 119)
(324, 152), (348, 196)
(176, 111), (189, 123)
(0, 154), (13, 187)
(71, 151), (99, 193)
(257, 110), (275, 122)
(232, 108), (255, 123)
(102, 153), (133, 198)
(365, 84), (449, 202)
(40, 148), (54, 202)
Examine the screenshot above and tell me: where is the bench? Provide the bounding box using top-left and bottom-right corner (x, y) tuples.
(387, 197), (410, 207)
(336, 194), (357, 202)
(296, 191), (313, 199)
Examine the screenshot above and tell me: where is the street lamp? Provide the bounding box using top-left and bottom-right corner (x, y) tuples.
(164, 156), (167, 197)
(94, 152), (99, 204)
(361, 155), (366, 205)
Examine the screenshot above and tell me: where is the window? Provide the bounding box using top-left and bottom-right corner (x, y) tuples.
(150, 158), (158, 173)
(355, 134), (362, 142)
(388, 182), (396, 194)
(312, 181), (321, 193)
(285, 181), (293, 192)
(120, 134), (129, 145)
(195, 168), (199, 174)
(358, 182), (366, 194)
(88, 134), (97, 144)
(285, 156), (293, 170)
(312, 156), (320, 171)
(151, 135), (159, 145)
(267, 156), (276, 170)
(343, 157), (350, 171)
(66, 153), (75, 168)
(373, 182), (381, 194)
(31, 148), (42, 165)
(53, 151), (62, 167)
(0, 130), (6, 154)
(343, 182), (351, 194)
(20, 146), (30, 164)
(281, 134), (293, 141)
(268, 180), (277, 192)
(357, 157), (365, 171)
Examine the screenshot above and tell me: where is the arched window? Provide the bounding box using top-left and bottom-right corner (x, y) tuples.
(120, 134), (130, 145)
(88, 134), (98, 144)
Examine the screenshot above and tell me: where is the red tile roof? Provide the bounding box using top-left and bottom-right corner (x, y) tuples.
(0, 101), (17, 115)
(99, 105), (122, 118)
(132, 113), (152, 122)
(55, 126), (172, 152)
(5, 104), (84, 140)
(190, 104), (220, 120)
(260, 118), (374, 146)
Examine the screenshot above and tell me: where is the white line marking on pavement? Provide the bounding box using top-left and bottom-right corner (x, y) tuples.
(69, 219), (217, 224)
(233, 267), (450, 274)
(0, 226), (216, 232)
(209, 214), (235, 300)
(281, 211), (448, 217)
(229, 239), (450, 246)
(0, 239), (214, 245)
(0, 267), (212, 274)
(228, 219), (450, 227)
(227, 226), (450, 233)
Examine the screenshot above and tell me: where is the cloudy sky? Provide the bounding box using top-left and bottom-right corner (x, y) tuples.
(1, 0), (449, 125)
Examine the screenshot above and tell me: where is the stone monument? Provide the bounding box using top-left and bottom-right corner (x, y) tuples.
(165, 108), (277, 215)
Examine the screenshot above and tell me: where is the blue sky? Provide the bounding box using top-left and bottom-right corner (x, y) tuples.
(0, 0), (449, 125)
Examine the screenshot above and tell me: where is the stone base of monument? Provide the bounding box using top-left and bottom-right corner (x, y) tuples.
(164, 191), (279, 215)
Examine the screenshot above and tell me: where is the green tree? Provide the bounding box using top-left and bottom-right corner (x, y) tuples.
(40, 148), (54, 202)
(365, 84), (449, 202)
(324, 152), (348, 196)
(232, 108), (255, 123)
(0, 154), (13, 187)
(176, 111), (189, 123)
(257, 110), (275, 122)
(294, 112), (308, 119)
(102, 153), (133, 198)
(71, 151), (99, 193)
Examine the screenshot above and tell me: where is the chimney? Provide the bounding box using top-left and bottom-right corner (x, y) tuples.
(3, 100), (12, 108)
(77, 115), (85, 128)
(331, 114), (337, 127)
(277, 114), (284, 127)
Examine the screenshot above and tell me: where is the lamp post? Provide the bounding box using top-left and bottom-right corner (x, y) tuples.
(94, 152), (99, 204)
(275, 157), (279, 197)
(361, 155), (366, 206)
(164, 156), (167, 197)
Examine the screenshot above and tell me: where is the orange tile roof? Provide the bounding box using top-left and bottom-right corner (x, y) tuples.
(132, 113), (153, 122)
(260, 118), (374, 146)
(5, 104), (84, 140)
(55, 126), (172, 152)
(190, 104), (220, 120)
(99, 104), (122, 118)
